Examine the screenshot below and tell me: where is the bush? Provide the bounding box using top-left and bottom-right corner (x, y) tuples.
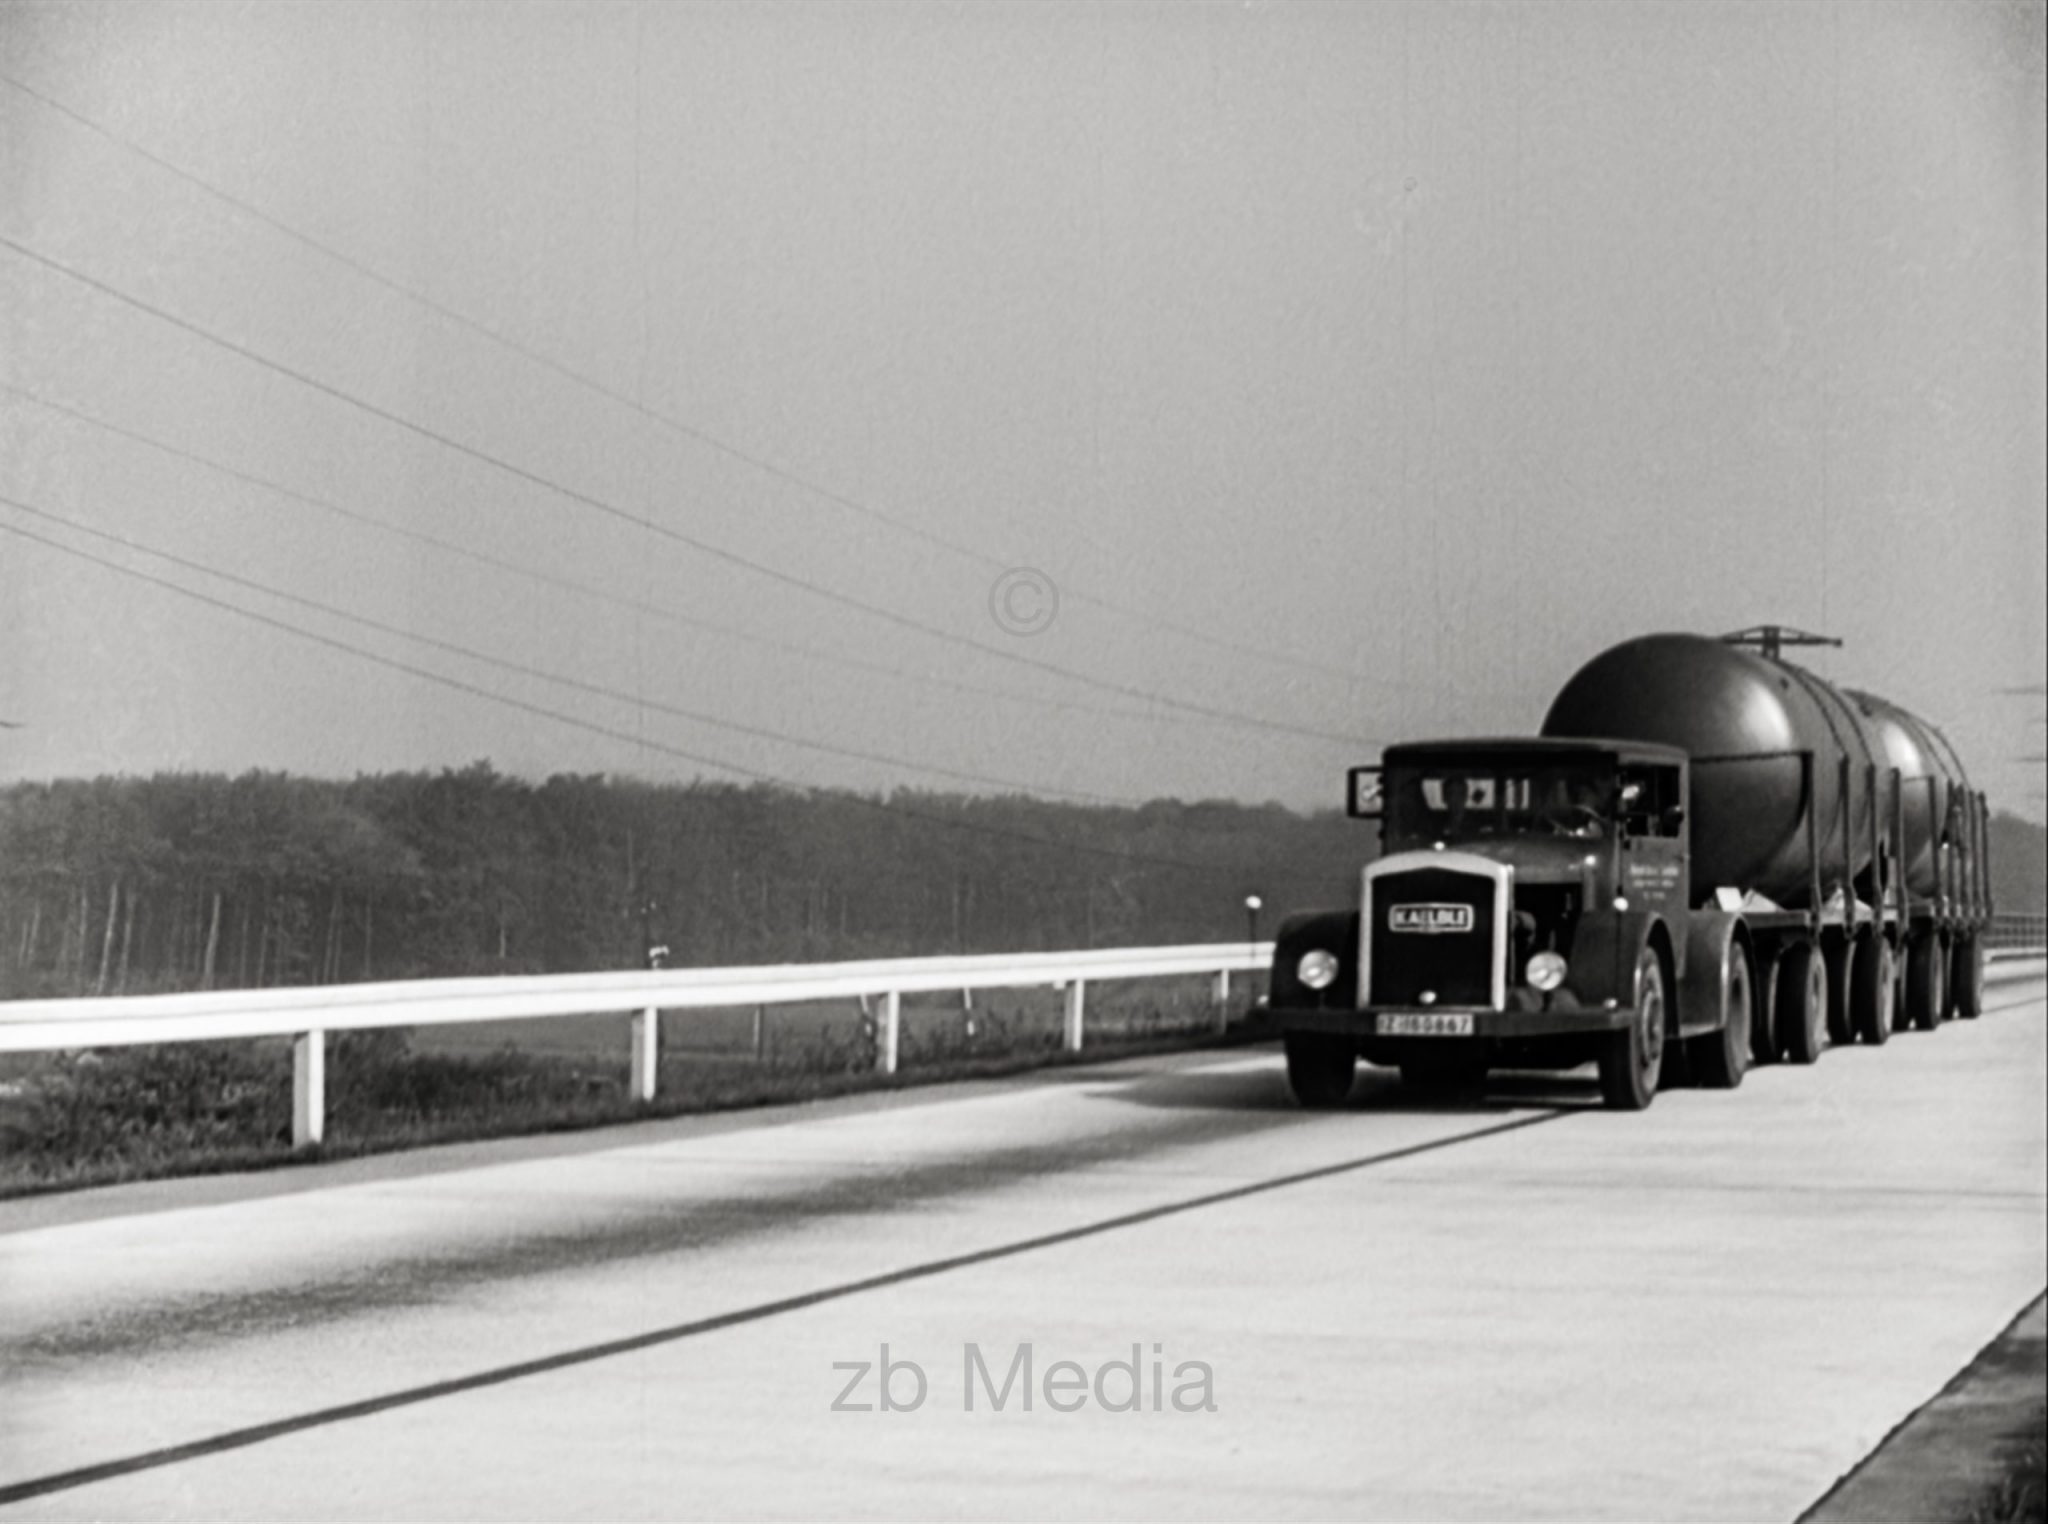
(2, 1042), (291, 1167)
(327, 1029), (614, 1129)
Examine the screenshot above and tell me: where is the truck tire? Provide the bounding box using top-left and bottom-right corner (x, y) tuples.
(1777, 941), (1827, 1065)
(1598, 946), (1666, 1111)
(1658, 1031), (1693, 1091)
(1401, 1055), (1488, 1095)
(1906, 931), (1946, 1032)
(1949, 937), (1983, 1019)
(1694, 946), (1752, 1089)
(1750, 951), (1781, 1066)
(1851, 932), (1894, 1046)
(1823, 934), (1854, 1046)
(1285, 1032), (1356, 1108)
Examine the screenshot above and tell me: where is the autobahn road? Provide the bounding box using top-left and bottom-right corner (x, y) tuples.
(3, 967), (2042, 1522)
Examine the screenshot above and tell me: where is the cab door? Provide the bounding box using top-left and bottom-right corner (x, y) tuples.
(1619, 763), (1687, 920)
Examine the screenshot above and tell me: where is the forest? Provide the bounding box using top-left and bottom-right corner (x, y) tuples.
(2, 764), (2042, 1002)
(0, 765), (1378, 999)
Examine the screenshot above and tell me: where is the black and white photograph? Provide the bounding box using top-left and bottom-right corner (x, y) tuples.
(2, 1), (2044, 1519)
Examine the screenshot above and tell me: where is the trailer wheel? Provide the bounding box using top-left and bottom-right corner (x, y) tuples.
(1823, 933), (1854, 1046)
(1750, 952), (1781, 1066)
(1694, 946), (1752, 1089)
(1906, 932), (1946, 1032)
(1851, 932), (1894, 1046)
(1949, 937), (1983, 1019)
(1598, 946), (1666, 1110)
(1284, 1033), (1356, 1108)
(1778, 941), (1827, 1065)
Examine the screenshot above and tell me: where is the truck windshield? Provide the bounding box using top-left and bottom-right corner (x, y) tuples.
(1386, 763), (1612, 843)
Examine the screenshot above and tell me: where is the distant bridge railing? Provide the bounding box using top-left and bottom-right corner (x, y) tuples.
(1985, 912), (2047, 958)
(0, 942), (1275, 1151)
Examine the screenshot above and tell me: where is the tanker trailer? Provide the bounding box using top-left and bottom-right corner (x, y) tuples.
(1264, 626), (1991, 1114)
(1542, 630), (1992, 1043)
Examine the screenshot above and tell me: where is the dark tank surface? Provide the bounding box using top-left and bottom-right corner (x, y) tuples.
(1845, 689), (1969, 899)
(1541, 632), (1903, 907)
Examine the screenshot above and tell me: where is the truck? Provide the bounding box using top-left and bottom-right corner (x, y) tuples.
(1269, 628), (1994, 1110)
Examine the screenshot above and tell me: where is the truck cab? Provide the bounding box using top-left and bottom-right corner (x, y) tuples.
(1269, 738), (1742, 1111)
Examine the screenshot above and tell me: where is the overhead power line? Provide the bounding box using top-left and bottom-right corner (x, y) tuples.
(0, 71), (1409, 694)
(0, 381), (1232, 736)
(0, 495), (1153, 806)
(0, 233), (1373, 749)
(0, 508), (1353, 882)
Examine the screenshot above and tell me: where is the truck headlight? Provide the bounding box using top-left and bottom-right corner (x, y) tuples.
(1296, 949), (1340, 990)
(1525, 951), (1568, 992)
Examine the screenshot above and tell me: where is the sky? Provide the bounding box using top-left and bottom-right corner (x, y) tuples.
(2, 0), (2043, 819)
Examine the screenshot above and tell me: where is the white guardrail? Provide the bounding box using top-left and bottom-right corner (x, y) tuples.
(1985, 912), (2048, 957)
(0, 942), (1276, 1151)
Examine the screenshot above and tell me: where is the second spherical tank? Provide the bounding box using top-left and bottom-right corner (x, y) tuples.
(1842, 688), (1969, 900)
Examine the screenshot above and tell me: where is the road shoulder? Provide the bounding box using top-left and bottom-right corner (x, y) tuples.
(1804, 1292), (2047, 1524)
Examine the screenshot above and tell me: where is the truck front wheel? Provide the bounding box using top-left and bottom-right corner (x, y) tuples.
(1284, 1032), (1356, 1108)
(1598, 946), (1667, 1111)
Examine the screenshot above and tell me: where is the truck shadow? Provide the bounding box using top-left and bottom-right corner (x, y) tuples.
(1086, 1060), (1606, 1115)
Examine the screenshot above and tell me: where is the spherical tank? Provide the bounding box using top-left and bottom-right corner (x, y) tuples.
(1540, 633), (1881, 907)
(1843, 689), (1970, 899)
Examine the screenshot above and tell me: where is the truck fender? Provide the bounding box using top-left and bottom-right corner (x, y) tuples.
(1270, 911), (1363, 1007)
(1677, 913), (1752, 1037)
(1566, 910), (1670, 1018)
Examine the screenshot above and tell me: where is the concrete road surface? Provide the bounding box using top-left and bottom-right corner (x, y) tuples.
(3, 969), (2042, 1521)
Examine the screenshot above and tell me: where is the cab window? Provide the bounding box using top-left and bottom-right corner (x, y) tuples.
(1619, 764), (1683, 838)
(1388, 764), (1613, 843)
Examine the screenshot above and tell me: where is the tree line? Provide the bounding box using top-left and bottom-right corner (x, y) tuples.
(0, 765), (1377, 999)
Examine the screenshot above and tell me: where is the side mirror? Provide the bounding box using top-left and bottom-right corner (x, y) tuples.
(1660, 803), (1686, 834)
(1347, 766), (1384, 819)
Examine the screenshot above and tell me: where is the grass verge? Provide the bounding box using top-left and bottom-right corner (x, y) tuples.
(1967, 1406), (2047, 1524)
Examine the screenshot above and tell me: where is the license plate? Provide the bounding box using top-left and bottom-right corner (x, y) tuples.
(1377, 1011), (1475, 1037)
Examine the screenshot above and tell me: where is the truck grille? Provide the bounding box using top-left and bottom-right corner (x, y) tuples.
(1366, 866), (1500, 1007)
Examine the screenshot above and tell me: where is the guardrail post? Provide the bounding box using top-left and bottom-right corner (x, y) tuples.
(630, 1006), (659, 1102)
(292, 1029), (325, 1150)
(1063, 978), (1086, 1052)
(1213, 968), (1232, 1032)
(876, 989), (900, 1075)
